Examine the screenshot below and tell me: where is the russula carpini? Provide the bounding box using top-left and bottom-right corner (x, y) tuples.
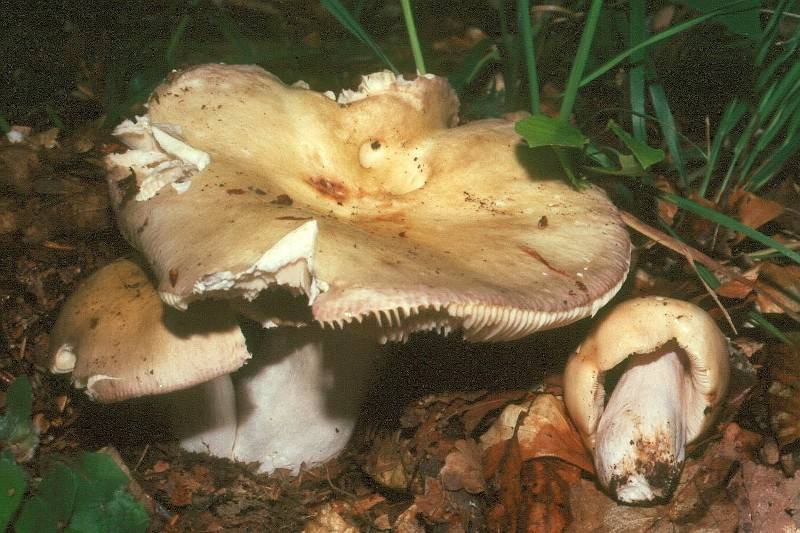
(50, 64), (631, 474)
(564, 296), (730, 504)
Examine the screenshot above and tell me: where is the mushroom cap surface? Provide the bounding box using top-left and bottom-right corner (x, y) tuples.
(564, 296), (729, 449)
(107, 64), (631, 341)
(48, 259), (250, 402)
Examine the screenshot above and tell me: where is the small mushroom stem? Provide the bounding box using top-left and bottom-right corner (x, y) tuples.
(594, 348), (687, 503)
(231, 326), (377, 474)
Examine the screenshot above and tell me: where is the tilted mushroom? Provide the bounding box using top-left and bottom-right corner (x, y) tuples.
(564, 296), (730, 504)
(51, 64), (631, 473)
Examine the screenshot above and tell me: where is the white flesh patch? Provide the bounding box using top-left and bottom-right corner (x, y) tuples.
(595, 350), (687, 503)
(192, 220), (327, 303)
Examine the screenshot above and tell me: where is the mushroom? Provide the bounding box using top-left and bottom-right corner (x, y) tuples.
(49, 258), (250, 456)
(563, 296), (730, 504)
(51, 64), (632, 473)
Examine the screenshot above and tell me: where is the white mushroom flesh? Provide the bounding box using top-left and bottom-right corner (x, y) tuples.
(595, 348), (687, 503)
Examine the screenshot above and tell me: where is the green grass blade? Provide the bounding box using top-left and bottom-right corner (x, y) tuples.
(628, 0), (647, 142)
(699, 99), (747, 197)
(497, 1), (520, 108)
(579, 0), (754, 88)
(560, 0), (604, 122)
(165, 10), (193, 68)
(660, 191), (800, 264)
(448, 38), (499, 93)
(679, 0), (761, 38)
(756, 0), (792, 66)
(747, 310), (793, 344)
(400, 0), (425, 74)
(694, 262), (721, 289)
(517, 0), (539, 114)
(0, 115), (10, 133)
(739, 88), (800, 180)
(649, 82), (688, 187)
(747, 133), (800, 192)
(320, 0), (399, 73)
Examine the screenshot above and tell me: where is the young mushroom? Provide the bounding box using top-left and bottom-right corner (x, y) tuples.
(48, 258), (250, 457)
(51, 64), (632, 474)
(563, 296), (730, 504)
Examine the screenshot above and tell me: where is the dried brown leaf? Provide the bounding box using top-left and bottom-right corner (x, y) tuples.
(304, 502), (360, 533)
(727, 187), (784, 244)
(755, 263), (800, 314)
(729, 461), (800, 533)
(766, 339), (800, 447)
(479, 394), (594, 473)
(440, 439), (486, 494)
(484, 435), (524, 533)
(522, 459), (580, 533)
(716, 265), (760, 299)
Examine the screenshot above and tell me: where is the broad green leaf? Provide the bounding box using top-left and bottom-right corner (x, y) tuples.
(607, 120), (664, 170)
(515, 114), (588, 149)
(0, 376), (38, 460)
(77, 453), (130, 496)
(15, 496), (57, 533)
(0, 377), (32, 438)
(68, 490), (148, 533)
(37, 463), (78, 524)
(677, 0), (760, 37)
(0, 450), (26, 530)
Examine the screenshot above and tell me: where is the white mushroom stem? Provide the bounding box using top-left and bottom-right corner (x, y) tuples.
(167, 375), (238, 458)
(232, 326), (376, 473)
(564, 297), (729, 504)
(594, 348), (687, 503)
(169, 326), (377, 474)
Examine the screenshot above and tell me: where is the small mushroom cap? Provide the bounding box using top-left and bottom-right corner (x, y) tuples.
(48, 259), (250, 402)
(564, 296), (729, 448)
(107, 64), (631, 341)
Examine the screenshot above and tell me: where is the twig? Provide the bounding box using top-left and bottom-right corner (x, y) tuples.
(133, 443), (150, 472)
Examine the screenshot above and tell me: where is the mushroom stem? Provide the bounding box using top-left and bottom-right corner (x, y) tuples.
(168, 374), (238, 459)
(231, 326), (377, 474)
(595, 348), (687, 503)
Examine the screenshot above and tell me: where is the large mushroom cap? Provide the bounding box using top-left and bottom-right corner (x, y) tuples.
(107, 64), (631, 341)
(48, 259), (250, 402)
